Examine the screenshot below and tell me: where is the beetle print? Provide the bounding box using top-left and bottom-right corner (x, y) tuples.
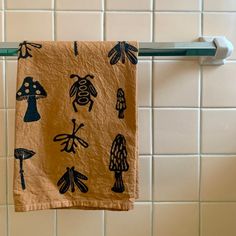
(69, 74), (98, 112)
(108, 41), (138, 65)
(57, 166), (88, 194)
(53, 119), (89, 153)
(18, 41), (42, 60)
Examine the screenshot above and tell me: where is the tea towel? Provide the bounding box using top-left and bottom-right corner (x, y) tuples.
(13, 41), (139, 212)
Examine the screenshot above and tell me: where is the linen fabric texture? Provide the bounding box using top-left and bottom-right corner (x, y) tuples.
(13, 41), (139, 212)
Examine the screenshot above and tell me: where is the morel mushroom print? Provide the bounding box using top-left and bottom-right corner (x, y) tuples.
(16, 77), (47, 122)
(14, 148), (35, 190)
(70, 74), (97, 112)
(18, 41), (42, 59)
(108, 41), (138, 65)
(53, 119), (89, 153)
(116, 88), (126, 119)
(109, 134), (129, 193)
(57, 166), (88, 194)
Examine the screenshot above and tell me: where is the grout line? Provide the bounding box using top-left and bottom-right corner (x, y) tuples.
(2, 0), (9, 235)
(52, 1), (57, 236)
(52, 0), (55, 41)
(4, 107), (236, 110)
(103, 210), (106, 236)
(3, 9), (236, 13)
(151, 0), (155, 235)
(103, 1), (106, 236)
(199, 1), (204, 236)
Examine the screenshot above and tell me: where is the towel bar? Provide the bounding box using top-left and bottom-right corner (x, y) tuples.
(1, 36), (233, 65)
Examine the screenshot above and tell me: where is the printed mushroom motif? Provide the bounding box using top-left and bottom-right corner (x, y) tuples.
(109, 134), (129, 193)
(14, 148), (35, 190)
(116, 88), (126, 119)
(16, 77), (47, 122)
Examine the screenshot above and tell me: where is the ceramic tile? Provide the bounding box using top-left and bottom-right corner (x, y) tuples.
(154, 156), (199, 201)
(202, 110), (236, 153)
(8, 205), (55, 236)
(0, 159), (6, 204)
(204, 0), (236, 11)
(204, 13), (236, 59)
(153, 61), (200, 107)
(0, 13), (3, 42)
(153, 203), (199, 236)
(6, 0), (52, 9)
(138, 156), (152, 201)
(202, 63), (236, 107)
(6, 61), (17, 109)
(138, 108), (152, 155)
(106, 203), (152, 236)
(0, 206), (7, 236)
(107, 0), (152, 10)
(56, 12), (102, 40)
(154, 13), (200, 42)
(106, 13), (152, 41)
(56, 0), (102, 10)
(154, 109), (199, 154)
(57, 210), (103, 236)
(6, 12), (53, 41)
(0, 110), (6, 157)
(137, 61), (152, 107)
(7, 157), (14, 204)
(0, 61), (4, 108)
(7, 109), (15, 157)
(201, 203), (236, 236)
(155, 0), (200, 10)
(201, 156), (236, 201)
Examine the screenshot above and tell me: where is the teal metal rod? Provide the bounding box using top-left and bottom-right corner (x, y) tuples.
(0, 41), (217, 57)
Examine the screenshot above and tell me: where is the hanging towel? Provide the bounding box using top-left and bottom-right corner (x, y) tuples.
(13, 41), (139, 212)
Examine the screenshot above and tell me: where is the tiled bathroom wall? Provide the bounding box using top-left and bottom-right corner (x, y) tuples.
(1, 0), (236, 236)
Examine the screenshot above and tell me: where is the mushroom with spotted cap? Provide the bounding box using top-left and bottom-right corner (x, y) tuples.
(16, 77), (47, 122)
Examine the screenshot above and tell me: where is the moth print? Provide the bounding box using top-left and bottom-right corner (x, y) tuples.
(70, 74), (97, 112)
(108, 41), (138, 65)
(109, 134), (129, 193)
(53, 119), (89, 153)
(18, 41), (42, 59)
(57, 166), (88, 194)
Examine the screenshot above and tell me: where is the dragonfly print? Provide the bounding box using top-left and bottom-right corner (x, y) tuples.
(108, 41), (138, 65)
(18, 41), (42, 59)
(57, 166), (88, 194)
(53, 119), (89, 153)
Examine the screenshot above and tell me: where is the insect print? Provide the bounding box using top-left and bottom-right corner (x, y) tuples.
(53, 119), (89, 153)
(57, 166), (88, 194)
(18, 41), (42, 60)
(69, 74), (97, 112)
(108, 41), (138, 65)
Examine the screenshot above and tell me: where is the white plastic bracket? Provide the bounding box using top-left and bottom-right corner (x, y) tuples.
(200, 36), (233, 65)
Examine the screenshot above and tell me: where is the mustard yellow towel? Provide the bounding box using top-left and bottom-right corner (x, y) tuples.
(13, 41), (139, 212)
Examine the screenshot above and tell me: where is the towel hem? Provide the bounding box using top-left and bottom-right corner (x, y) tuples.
(14, 199), (134, 212)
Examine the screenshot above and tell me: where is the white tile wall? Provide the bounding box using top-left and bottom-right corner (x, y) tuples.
(1, 0), (236, 236)
(153, 203), (199, 236)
